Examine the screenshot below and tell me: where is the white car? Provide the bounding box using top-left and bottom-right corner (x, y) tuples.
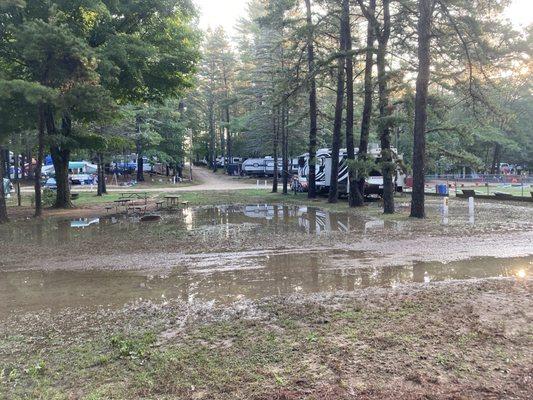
(365, 175), (384, 196)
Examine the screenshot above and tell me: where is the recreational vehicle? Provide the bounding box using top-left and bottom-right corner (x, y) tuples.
(242, 158), (267, 176)
(297, 146), (405, 196)
(242, 157), (282, 176)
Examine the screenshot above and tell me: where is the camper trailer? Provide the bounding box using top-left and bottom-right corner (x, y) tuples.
(264, 157), (282, 176)
(297, 146), (405, 196)
(242, 157), (282, 176)
(242, 158), (267, 176)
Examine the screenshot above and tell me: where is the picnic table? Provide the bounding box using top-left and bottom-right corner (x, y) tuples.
(164, 195), (181, 207)
(119, 192), (149, 204)
(113, 199), (131, 212)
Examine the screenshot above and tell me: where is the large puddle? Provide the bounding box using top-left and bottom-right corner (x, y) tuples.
(1, 203), (531, 315)
(1, 254), (530, 315)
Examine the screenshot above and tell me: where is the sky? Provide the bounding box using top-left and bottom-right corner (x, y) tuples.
(195, 0), (248, 36)
(195, 0), (532, 37)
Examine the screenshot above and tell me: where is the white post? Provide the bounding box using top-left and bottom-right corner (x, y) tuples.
(468, 196), (475, 225)
(468, 196), (474, 214)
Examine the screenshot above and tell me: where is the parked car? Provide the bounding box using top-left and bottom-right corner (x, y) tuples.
(69, 174), (95, 185)
(44, 177), (57, 190)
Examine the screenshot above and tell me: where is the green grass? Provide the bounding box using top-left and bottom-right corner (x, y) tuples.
(450, 184), (532, 197)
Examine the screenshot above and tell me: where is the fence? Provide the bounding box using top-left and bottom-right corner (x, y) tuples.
(423, 174), (532, 197)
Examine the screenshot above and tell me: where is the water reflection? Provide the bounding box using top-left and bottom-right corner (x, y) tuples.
(0, 205), (396, 245)
(0, 255), (530, 315)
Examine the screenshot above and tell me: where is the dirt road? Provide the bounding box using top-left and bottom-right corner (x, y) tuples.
(20, 165), (266, 193)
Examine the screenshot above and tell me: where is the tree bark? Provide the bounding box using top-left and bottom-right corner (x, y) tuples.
(490, 143), (501, 174)
(305, 0), (318, 199)
(343, 0), (364, 207)
(328, 16), (346, 204)
(357, 0), (376, 202)
(410, 0), (433, 219)
(97, 152), (106, 196)
(49, 113), (73, 209)
(282, 103), (289, 194)
(0, 146), (8, 224)
(377, 0), (394, 214)
(272, 108), (279, 193)
(34, 104), (45, 217)
(208, 99), (217, 172)
(14, 152), (19, 181)
(223, 69), (232, 172)
(20, 152), (26, 180)
(100, 154), (107, 194)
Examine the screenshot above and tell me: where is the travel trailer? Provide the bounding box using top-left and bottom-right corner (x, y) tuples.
(297, 146), (405, 196)
(242, 158), (267, 176)
(242, 157), (282, 176)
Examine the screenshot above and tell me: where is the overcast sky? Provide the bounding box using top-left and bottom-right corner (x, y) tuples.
(194, 0), (532, 38)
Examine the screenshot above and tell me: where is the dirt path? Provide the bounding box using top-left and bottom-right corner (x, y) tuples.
(20, 165), (265, 193)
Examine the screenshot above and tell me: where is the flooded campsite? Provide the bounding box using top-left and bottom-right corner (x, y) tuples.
(1, 192), (532, 399)
(1, 0), (532, 397)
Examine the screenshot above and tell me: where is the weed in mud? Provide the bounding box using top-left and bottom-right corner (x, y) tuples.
(110, 332), (156, 359)
(25, 360), (46, 378)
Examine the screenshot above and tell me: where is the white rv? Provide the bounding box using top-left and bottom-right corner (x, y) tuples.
(242, 157), (282, 176)
(242, 158), (267, 176)
(297, 146), (405, 196)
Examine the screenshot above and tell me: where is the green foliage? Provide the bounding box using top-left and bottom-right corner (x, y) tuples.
(347, 158), (377, 180)
(110, 332), (156, 360)
(42, 188), (55, 207)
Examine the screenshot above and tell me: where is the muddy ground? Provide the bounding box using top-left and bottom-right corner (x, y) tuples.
(0, 190), (532, 399)
(0, 279), (531, 399)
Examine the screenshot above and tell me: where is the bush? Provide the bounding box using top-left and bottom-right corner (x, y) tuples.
(42, 188), (55, 207)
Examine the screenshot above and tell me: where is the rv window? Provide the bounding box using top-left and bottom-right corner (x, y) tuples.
(253, 163), (259, 167)
(369, 170), (382, 177)
(298, 157), (305, 167)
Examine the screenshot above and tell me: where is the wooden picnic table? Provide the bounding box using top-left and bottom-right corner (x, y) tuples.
(119, 192), (149, 204)
(114, 199), (131, 206)
(164, 195), (181, 207)
(112, 199), (131, 213)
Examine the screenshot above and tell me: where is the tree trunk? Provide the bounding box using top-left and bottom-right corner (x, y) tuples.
(14, 152), (19, 181)
(50, 114), (73, 209)
(328, 18), (346, 204)
(20, 152), (25, 180)
(136, 141), (144, 183)
(357, 0), (376, 202)
(100, 154), (107, 194)
(97, 152), (106, 196)
(343, 0), (364, 207)
(0, 146), (8, 224)
(305, 0), (318, 199)
(490, 143), (501, 174)
(410, 0), (432, 219)
(282, 104), (289, 194)
(377, 0), (394, 214)
(224, 70), (232, 172)
(272, 108), (279, 193)
(208, 100), (216, 172)
(34, 104), (45, 217)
